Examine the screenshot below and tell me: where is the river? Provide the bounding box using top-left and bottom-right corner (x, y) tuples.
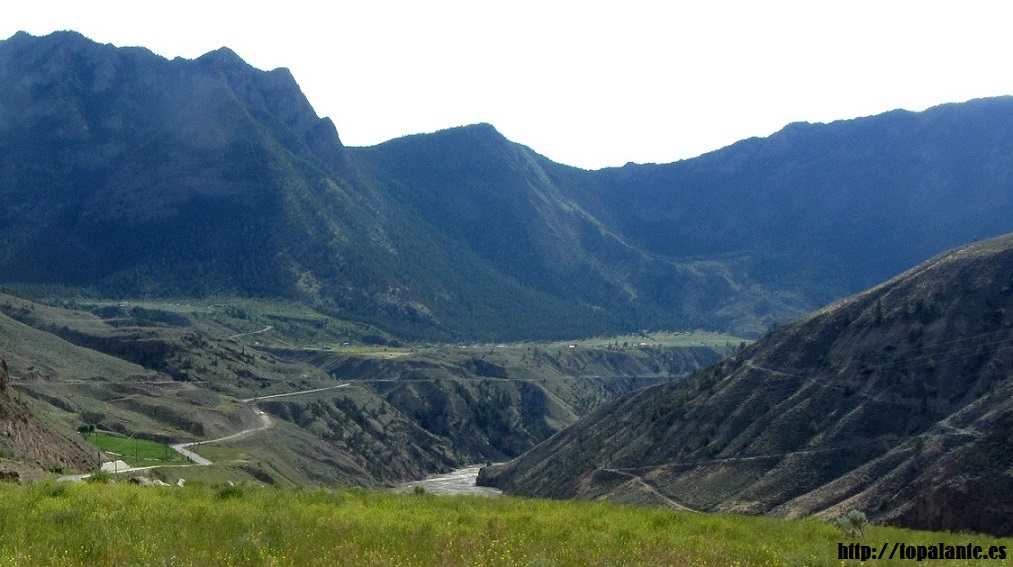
(400, 465), (502, 496)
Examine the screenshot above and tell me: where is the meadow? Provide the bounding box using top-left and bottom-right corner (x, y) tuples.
(0, 481), (1007, 566)
(86, 433), (187, 466)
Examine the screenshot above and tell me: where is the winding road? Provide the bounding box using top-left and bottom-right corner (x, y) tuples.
(228, 326), (274, 340)
(170, 408), (274, 466)
(239, 383), (349, 403)
(60, 383), (350, 480)
(169, 382), (350, 465)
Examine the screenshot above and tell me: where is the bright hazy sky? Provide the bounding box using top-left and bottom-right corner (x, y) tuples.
(5, 1), (1013, 169)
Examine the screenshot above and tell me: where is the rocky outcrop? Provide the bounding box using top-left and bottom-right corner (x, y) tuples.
(0, 348), (91, 472)
(0, 350), (9, 396)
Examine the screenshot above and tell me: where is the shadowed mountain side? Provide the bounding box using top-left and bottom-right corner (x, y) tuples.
(4, 31), (1013, 341)
(351, 124), (820, 337)
(0, 31), (792, 340)
(0, 31), (352, 295)
(479, 234), (1013, 537)
(586, 98), (1013, 292)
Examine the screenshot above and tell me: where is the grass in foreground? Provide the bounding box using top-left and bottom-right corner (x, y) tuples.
(0, 483), (1009, 566)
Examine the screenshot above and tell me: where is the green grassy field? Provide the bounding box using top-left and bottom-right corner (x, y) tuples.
(87, 432), (187, 466)
(545, 331), (749, 349)
(0, 482), (1007, 566)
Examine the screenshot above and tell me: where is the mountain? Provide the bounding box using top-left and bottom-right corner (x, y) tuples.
(478, 234), (1013, 536)
(0, 30), (406, 302)
(3, 31), (1013, 342)
(588, 99), (1013, 291)
(350, 124), (812, 338)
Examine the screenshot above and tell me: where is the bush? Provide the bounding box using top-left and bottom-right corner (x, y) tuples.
(216, 484), (245, 500)
(834, 510), (869, 538)
(87, 470), (112, 484)
(43, 482), (69, 498)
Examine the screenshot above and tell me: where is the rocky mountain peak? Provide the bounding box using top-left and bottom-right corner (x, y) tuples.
(190, 41), (346, 167)
(196, 46), (246, 67)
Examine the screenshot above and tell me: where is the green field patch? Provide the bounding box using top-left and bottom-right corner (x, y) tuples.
(310, 344), (414, 358)
(86, 432), (187, 466)
(549, 330), (751, 349)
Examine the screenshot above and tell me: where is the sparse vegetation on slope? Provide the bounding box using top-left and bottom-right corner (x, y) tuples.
(0, 348), (91, 474)
(0, 292), (734, 485)
(481, 233), (1013, 537)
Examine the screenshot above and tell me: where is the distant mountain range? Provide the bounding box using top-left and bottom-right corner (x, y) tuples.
(479, 234), (1013, 537)
(3, 31), (1013, 342)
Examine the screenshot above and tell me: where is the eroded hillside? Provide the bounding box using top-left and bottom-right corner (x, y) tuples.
(0, 293), (733, 484)
(0, 348), (91, 475)
(480, 234), (1013, 537)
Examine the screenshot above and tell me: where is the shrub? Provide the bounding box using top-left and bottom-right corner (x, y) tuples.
(216, 484), (245, 500)
(87, 470), (111, 484)
(834, 509), (869, 538)
(43, 482), (69, 498)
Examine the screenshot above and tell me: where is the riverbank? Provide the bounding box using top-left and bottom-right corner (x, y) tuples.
(399, 465), (502, 496)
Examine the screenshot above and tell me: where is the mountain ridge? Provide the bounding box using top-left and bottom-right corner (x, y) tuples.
(2, 31), (1013, 342)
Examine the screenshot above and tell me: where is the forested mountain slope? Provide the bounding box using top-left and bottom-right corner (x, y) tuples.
(3, 31), (1013, 342)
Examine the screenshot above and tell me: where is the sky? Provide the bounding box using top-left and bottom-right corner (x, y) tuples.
(4, 1), (1013, 170)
